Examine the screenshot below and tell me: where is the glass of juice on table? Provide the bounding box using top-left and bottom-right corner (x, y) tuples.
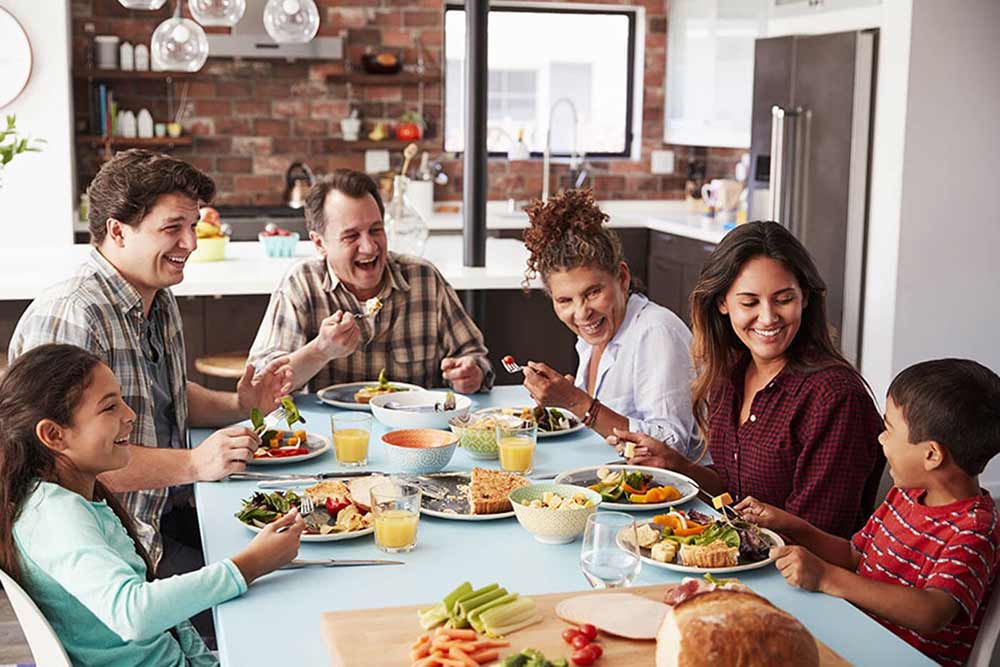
(331, 413), (371, 467)
(370, 481), (421, 553)
(496, 422), (537, 475)
(580, 511), (641, 589)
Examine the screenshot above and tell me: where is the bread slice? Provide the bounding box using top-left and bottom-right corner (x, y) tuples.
(304, 480), (350, 505)
(468, 467), (529, 514)
(678, 541), (739, 568)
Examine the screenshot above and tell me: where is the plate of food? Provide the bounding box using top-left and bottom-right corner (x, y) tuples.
(623, 508), (784, 574)
(472, 406), (585, 438)
(234, 479), (375, 541)
(247, 431), (331, 465)
(553, 465), (698, 510)
(414, 468), (529, 521)
(317, 368), (424, 411)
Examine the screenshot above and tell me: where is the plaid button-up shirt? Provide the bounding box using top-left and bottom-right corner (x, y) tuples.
(248, 253), (494, 391)
(706, 357), (885, 538)
(8, 249), (189, 567)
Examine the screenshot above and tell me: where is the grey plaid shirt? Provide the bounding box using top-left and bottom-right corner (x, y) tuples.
(249, 253), (494, 391)
(8, 249), (188, 567)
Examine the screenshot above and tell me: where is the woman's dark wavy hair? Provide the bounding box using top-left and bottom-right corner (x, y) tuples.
(689, 221), (866, 457)
(0, 344), (154, 585)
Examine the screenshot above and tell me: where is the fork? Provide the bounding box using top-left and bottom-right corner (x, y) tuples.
(501, 355), (525, 374)
(254, 405), (289, 436)
(277, 493), (314, 534)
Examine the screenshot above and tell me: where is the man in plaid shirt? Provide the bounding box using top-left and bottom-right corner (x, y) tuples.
(248, 169), (493, 393)
(8, 150), (292, 579)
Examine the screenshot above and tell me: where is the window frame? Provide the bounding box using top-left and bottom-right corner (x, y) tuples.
(444, 2), (639, 160)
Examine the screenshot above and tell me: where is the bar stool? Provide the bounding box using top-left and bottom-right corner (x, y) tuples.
(194, 351), (249, 380)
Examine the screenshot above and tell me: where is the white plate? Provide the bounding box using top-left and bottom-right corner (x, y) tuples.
(626, 523), (785, 574)
(473, 407), (586, 439)
(552, 465), (699, 511)
(247, 433), (331, 466)
(420, 506), (516, 521)
(238, 516), (374, 542)
(317, 381), (425, 411)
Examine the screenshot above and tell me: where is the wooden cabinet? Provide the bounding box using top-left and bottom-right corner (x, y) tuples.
(646, 232), (717, 325)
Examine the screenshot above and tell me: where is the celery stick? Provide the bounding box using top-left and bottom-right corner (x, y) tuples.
(442, 582), (473, 613)
(417, 603), (449, 630)
(483, 606), (539, 638)
(480, 597), (537, 628)
(457, 587), (508, 621)
(485, 613), (543, 639)
(468, 593), (520, 633)
(451, 583), (498, 613)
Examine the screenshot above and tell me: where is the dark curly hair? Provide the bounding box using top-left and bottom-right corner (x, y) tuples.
(522, 189), (634, 290)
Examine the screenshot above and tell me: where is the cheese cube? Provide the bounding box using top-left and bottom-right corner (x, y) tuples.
(651, 541), (678, 563)
(623, 442), (637, 458)
(713, 492), (733, 510)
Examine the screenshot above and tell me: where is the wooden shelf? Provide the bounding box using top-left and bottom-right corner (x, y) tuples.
(325, 72), (441, 85)
(73, 69), (197, 81)
(77, 136), (194, 148)
(324, 138), (441, 151)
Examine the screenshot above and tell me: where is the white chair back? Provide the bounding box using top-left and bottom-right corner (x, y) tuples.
(0, 568), (71, 667)
(970, 579), (1000, 667)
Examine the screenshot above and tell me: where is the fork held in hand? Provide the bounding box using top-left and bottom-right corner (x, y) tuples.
(501, 355), (525, 374)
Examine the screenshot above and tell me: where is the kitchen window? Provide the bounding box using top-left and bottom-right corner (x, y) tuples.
(444, 4), (638, 158)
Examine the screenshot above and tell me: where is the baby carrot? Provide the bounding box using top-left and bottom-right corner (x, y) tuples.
(439, 628), (478, 641)
(469, 649), (499, 663)
(447, 647), (478, 667)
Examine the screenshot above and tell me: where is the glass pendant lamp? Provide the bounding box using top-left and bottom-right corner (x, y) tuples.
(263, 0), (320, 44)
(119, 0), (168, 8)
(151, 2), (209, 72)
(189, 0), (246, 27)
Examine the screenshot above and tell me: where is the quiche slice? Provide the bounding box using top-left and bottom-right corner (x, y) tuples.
(468, 467), (530, 515)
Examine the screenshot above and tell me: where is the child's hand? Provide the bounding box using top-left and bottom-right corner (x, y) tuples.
(734, 496), (801, 534)
(232, 508), (304, 584)
(771, 545), (829, 592)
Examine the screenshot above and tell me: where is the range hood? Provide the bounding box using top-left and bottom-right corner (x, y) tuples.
(206, 0), (342, 60)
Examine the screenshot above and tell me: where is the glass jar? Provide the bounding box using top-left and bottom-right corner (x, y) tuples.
(385, 175), (429, 257)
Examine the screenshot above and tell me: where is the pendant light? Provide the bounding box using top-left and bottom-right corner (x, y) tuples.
(151, 2), (209, 72)
(119, 0), (168, 8)
(263, 0), (320, 44)
(189, 0), (246, 27)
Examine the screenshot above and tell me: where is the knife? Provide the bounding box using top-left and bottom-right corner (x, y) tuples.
(279, 558), (403, 570)
(226, 471), (384, 484)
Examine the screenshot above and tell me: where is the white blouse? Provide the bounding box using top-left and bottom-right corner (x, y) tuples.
(574, 293), (701, 459)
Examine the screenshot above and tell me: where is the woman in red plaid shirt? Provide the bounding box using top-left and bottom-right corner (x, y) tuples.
(612, 221), (885, 537)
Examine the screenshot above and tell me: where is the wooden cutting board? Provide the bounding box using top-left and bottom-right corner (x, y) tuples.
(320, 585), (850, 666)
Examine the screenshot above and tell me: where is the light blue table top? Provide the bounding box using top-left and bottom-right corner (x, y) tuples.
(193, 386), (934, 667)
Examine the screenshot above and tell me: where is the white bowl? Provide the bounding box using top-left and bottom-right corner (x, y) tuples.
(369, 391), (471, 430)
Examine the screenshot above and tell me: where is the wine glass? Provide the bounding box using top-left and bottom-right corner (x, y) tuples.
(580, 512), (641, 589)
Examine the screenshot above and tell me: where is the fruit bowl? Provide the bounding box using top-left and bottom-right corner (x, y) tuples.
(381, 429), (458, 474)
(509, 484), (601, 544)
(448, 415), (501, 460)
(259, 232), (300, 258)
(189, 236), (228, 262)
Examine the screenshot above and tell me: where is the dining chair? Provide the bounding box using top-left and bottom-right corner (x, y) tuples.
(0, 568), (71, 667)
(970, 578), (1000, 666)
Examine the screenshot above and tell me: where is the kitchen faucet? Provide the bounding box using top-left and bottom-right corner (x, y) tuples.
(542, 97), (583, 202)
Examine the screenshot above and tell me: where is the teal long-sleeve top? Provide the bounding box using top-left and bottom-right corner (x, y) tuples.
(13, 481), (248, 667)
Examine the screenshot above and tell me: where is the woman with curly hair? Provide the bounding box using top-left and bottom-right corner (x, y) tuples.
(520, 189), (699, 457)
(611, 222), (885, 537)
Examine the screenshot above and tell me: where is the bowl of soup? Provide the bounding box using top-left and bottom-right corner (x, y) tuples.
(381, 429), (459, 474)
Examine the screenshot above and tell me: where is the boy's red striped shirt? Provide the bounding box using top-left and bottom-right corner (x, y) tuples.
(851, 487), (1000, 666)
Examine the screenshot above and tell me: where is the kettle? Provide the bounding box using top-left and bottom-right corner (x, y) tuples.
(285, 162), (315, 209)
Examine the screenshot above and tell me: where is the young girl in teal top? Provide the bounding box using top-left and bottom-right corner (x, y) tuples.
(0, 344), (306, 667)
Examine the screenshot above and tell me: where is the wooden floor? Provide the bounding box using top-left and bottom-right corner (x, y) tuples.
(0, 588), (33, 666)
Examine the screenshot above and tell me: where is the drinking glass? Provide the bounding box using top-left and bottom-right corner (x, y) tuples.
(496, 422), (537, 475)
(580, 512), (642, 589)
(330, 413), (371, 467)
(370, 481), (421, 553)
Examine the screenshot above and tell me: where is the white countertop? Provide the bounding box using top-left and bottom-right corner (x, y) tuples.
(0, 237), (540, 300)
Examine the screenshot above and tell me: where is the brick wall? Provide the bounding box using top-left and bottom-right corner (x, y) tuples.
(71, 0), (742, 206)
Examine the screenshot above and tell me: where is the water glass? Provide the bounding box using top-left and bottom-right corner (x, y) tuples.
(496, 422), (537, 475)
(580, 512), (642, 589)
(331, 413), (371, 467)
(370, 481), (421, 553)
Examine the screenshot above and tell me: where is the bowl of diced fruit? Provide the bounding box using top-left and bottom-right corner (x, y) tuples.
(190, 207), (230, 262)
(509, 483), (601, 544)
(259, 223), (300, 257)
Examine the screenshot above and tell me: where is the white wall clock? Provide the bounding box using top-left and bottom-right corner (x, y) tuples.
(0, 7), (33, 109)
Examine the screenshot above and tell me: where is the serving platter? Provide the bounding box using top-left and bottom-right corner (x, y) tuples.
(410, 472), (517, 521)
(553, 465), (699, 510)
(317, 381), (424, 411)
(247, 433), (331, 466)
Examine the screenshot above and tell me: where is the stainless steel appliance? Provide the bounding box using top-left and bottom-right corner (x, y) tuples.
(748, 30), (877, 366)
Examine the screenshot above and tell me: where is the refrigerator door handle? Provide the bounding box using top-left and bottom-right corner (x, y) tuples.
(768, 105), (811, 237)
(768, 106), (786, 222)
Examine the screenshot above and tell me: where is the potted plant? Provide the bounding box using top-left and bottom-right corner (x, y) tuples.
(396, 111), (425, 141)
(0, 115), (45, 189)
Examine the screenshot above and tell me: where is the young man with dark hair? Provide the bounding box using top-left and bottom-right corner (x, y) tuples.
(9, 150), (293, 578)
(248, 168), (493, 393)
(736, 358), (1000, 666)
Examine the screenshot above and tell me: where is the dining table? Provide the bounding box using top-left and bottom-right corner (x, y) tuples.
(192, 385), (935, 667)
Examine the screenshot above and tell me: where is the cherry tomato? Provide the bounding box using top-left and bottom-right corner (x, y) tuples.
(579, 624), (598, 641)
(562, 628), (582, 645)
(571, 634), (591, 650)
(588, 643), (603, 659)
(502, 355), (514, 364)
(571, 647), (597, 666)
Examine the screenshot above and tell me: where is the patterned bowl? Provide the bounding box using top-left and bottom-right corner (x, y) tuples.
(509, 483), (602, 544)
(381, 428), (458, 474)
(258, 232), (300, 258)
(448, 415), (502, 460)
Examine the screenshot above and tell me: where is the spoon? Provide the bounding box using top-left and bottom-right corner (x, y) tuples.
(400, 142), (419, 177)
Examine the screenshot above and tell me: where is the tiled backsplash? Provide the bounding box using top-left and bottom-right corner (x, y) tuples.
(72, 0), (743, 206)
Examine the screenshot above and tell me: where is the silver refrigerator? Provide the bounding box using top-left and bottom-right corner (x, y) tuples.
(748, 30), (877, 366)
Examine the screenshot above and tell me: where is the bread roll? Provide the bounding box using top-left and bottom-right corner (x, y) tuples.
(656, 590), (819, 667)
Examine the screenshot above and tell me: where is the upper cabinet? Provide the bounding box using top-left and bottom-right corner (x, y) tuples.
(664, 0), (766, 149)
(768, 0), (881, 19)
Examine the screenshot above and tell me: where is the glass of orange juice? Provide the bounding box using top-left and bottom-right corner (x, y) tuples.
(497, 422), (537, 475)
(370, 481), (421, 553)
(331, 413), (371, 467)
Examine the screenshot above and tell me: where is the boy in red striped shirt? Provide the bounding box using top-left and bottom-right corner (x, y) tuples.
(736, 358), (1000, 666)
